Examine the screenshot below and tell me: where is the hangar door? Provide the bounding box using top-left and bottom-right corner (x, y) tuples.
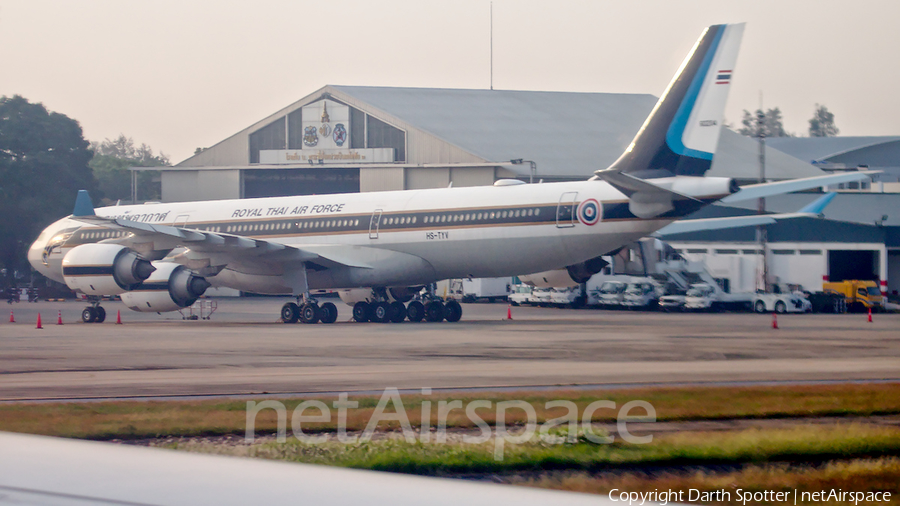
(828, 250), (878, 282)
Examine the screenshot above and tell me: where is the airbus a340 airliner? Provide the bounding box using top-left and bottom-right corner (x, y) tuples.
(27, 23), (871, 324)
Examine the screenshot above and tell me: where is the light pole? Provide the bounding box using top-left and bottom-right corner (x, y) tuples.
(510, 159), (537, 184)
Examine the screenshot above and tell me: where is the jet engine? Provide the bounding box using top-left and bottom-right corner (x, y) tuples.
(62, 244), (155, 295)
(520, 256), (609, 288)
(120, 263), (211, 312)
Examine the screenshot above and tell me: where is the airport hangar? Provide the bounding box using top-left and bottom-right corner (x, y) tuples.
(138, 85), (900, 298)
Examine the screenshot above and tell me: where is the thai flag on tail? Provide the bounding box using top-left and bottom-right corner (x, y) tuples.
(716, 70), (732, 85)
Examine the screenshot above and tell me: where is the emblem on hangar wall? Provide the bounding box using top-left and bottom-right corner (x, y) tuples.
(333, 123), (347, 147)
(303, 126), (319, 147)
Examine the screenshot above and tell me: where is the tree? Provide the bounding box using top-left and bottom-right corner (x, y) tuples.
(0, 95), (97, 275)
(89, 134), (169, 205)
(808, 104), (839, 137)
(738, 107), (790, 137)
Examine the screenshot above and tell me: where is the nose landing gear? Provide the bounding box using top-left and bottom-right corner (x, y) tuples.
(81, 297), (107, 323)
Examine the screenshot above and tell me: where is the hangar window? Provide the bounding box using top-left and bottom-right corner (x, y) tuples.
(715, 249), (739, 254)
(742, 249), (762, 255)
(799, 249), (822, 255)
(772, 249), (796, 255)
(686, 249), (708, 254)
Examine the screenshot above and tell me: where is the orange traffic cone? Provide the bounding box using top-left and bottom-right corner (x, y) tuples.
(868, 307), (872, 323)
(772, 312), (778, 329)
(56, 310), (63, 325)
(116, 310), (122, 325)
(506, 304), (513, 320)
(36, 313), (43, 329)
(9, 310), (14, 323)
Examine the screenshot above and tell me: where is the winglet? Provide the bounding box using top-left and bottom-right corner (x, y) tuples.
(798, 192), (836, 215)
(72, 190), (96, 217)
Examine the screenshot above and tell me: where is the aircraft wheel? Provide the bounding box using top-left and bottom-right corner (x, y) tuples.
(388, 301), (407, 323)
(95, 306), (107, 323)
(81, 307), (96, 323)
(443, 300), (462, 322)
(369, 302), (390, 323)
(406, 301), (425, 322)
(281, 302), (300, 323)
(774, 301), (787, 314)
(425, 301), (444, 322)
(299, 302), (320, 324)
(319, 302), (338, 324)
(352, 302), (370, 322)
(754, 300), (766, 313)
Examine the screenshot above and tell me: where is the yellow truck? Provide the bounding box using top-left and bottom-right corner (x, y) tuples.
(822, 280), (884, 312)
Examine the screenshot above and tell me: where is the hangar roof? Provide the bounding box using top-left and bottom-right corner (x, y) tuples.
(177, 84), (825, 181)
(332, 86), (656, 178)
(767, 136), (900, 165)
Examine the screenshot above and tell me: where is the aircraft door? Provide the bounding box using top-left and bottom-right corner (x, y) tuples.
(556, 192), (577, 228)
(369, 209), (383, 239)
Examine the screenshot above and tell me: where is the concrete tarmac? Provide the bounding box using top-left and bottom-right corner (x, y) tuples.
(1, 298), (898, 401)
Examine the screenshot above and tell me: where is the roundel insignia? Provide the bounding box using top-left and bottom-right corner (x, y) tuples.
(577, 199), (600, 226)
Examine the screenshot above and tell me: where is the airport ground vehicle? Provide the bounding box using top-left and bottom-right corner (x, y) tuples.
(550, 285), (587, 308)
(622, 278), (664, 310)
(528, 287), (553, 306)
(684, 282), (753, 311)
(822, 280), (884, 312)
(595, 280), (628, 307)
(508, 284), (532, 306)
(659, 293), (686, 311)
(450, 277), (511, 303)
(751, 290), (812, 314)
(806, 291), (847, 313)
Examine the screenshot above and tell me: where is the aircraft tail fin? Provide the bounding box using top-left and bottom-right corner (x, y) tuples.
(72, 190), (96, 217)
(604, 23), (745, 179)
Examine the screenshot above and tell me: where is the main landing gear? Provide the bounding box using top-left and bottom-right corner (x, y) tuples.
(280, 295), (338, 325)
(81, 297), (107, 323)
(351, 298), (462, 323)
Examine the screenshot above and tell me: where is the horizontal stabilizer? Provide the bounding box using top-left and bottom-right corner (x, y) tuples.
(720, 171), (879, 203)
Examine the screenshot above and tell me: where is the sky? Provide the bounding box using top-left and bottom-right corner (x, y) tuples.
(2, 0), (898, 164)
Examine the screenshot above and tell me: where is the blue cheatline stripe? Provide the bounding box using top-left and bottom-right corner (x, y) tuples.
(665, 25), (726, 161)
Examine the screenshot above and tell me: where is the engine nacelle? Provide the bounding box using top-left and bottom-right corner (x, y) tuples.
(62, 244), (155, 295)
(120, 263), (211, 312)
(521, 256), (609, 288)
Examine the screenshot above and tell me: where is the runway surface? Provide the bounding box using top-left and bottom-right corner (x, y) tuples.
(1, 298), (898, 401)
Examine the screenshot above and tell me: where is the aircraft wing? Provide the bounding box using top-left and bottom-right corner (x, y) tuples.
(69, 191), (376, 273)
(0, 431), (607, 506)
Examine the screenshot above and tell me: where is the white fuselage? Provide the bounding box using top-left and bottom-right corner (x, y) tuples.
(29, 179), (698, 294)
